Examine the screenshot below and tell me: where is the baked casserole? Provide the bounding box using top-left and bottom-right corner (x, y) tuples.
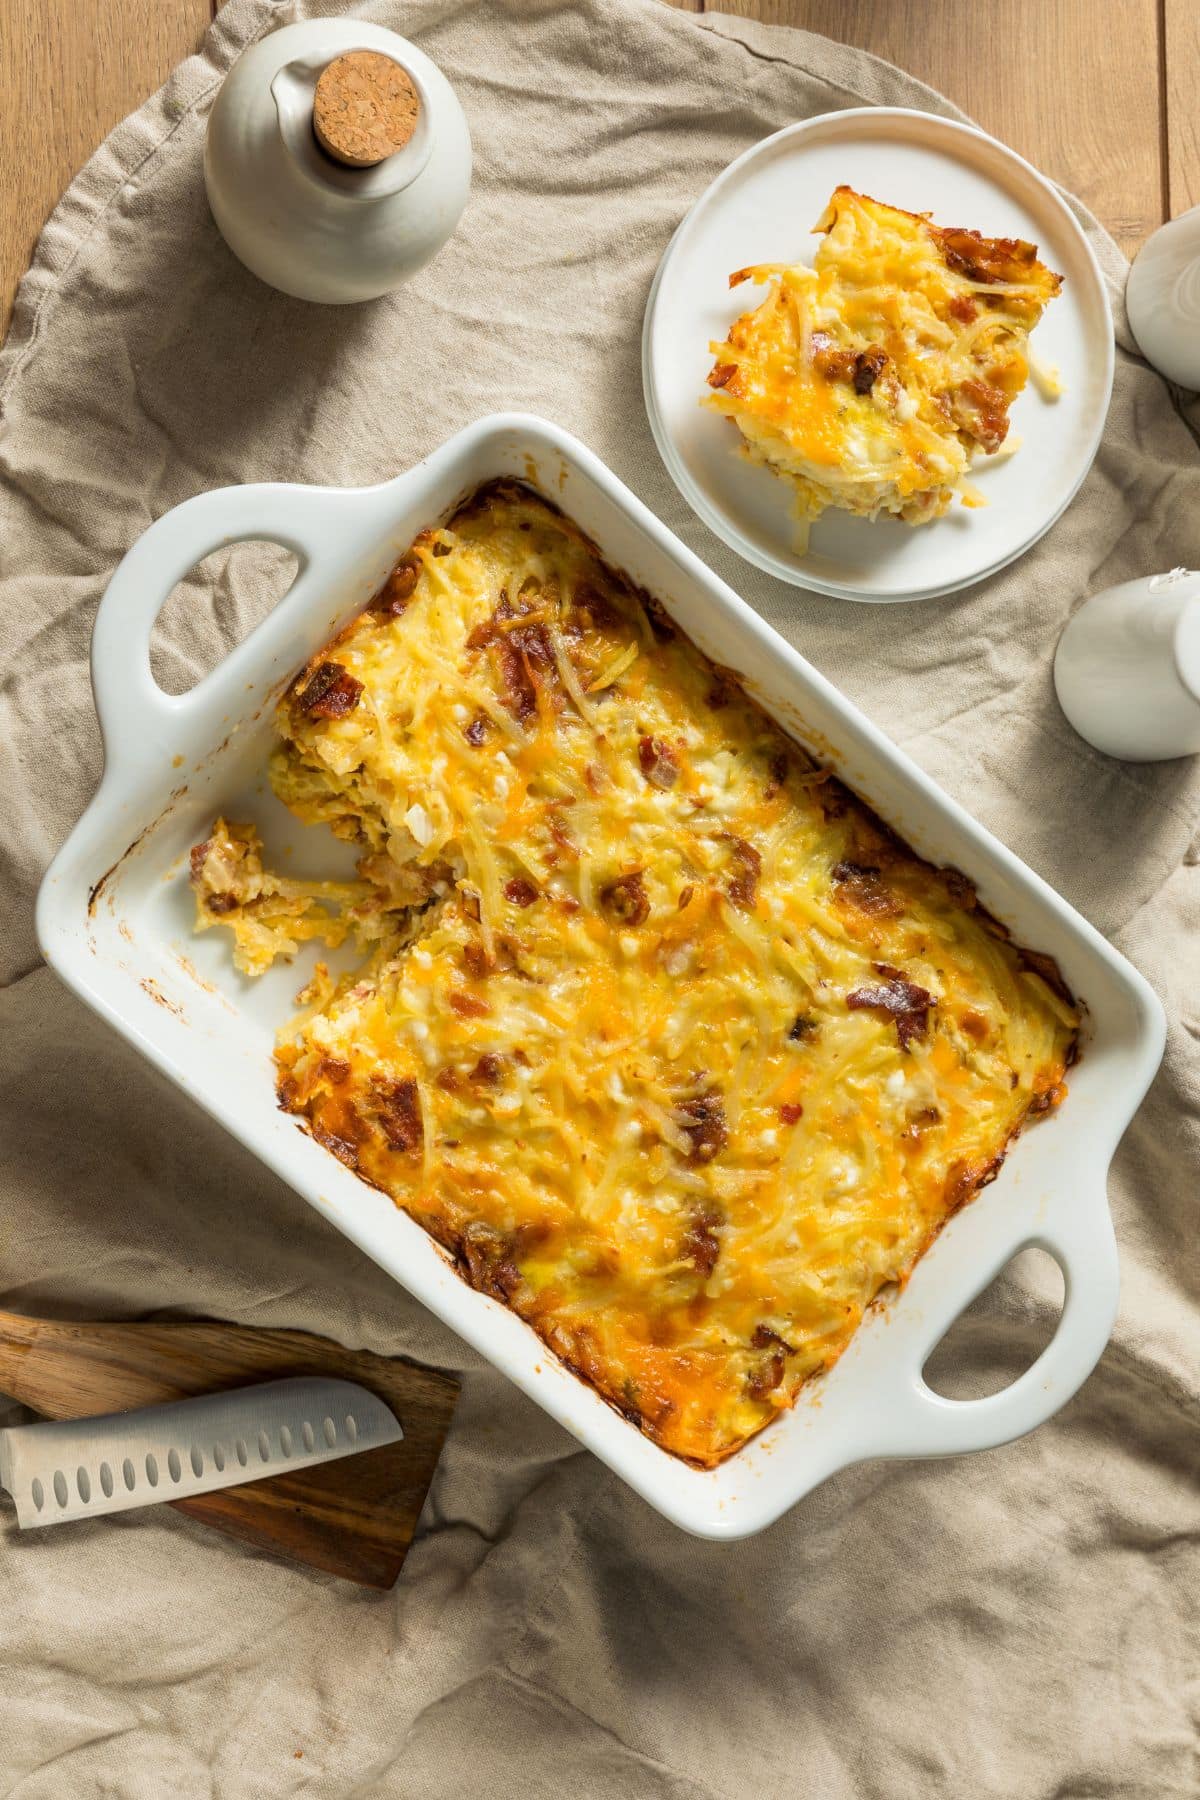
(191, 482), (1078, 1466)
(704, 186), (1063, 540)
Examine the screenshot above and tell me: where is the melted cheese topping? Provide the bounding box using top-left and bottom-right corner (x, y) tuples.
(191, 485), (1078, 1466)
(704, 186), (1063, 541)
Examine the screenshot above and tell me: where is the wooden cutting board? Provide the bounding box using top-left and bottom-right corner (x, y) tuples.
(0, 1310), (459, 1588)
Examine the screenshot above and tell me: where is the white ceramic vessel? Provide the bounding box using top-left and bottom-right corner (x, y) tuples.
(204, 19), (472, 304)
(1054, 569), (1200, 761)
(644, 108), (1114, 601)
(1126, 208), (1200, 391)
(37, 416), (1164, 1538)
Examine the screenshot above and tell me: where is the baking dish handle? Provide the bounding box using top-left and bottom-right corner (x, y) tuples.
(90, 482), (355, 769)
(872, 1198), (1118, 1460)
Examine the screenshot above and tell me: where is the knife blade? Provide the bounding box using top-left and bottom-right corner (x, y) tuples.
(0, 1377), (403, 1528)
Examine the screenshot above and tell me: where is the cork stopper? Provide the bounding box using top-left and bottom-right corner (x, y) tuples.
(312, 52), (421, 169)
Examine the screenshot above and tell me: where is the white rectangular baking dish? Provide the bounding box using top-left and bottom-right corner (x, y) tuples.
(38, 414), (1165, 1538)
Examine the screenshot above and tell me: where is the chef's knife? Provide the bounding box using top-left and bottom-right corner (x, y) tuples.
(0, 1377), (403, 1528)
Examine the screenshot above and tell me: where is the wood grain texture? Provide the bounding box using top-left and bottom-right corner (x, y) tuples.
(1165, 0), (1200, 215)
(1, 0), (1193, 333)
(0, 1311), (459, 1588)
(0, 0), (210, 334)
(676, 0), (1164, 258)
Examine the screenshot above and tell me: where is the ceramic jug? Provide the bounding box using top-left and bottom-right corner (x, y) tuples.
(205, 18), (471, 304)
(1125, 207), (1200, 390)
(1053, 569), (1200, 761)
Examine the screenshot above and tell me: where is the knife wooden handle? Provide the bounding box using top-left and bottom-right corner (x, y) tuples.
(0, 1309), (458, 1587)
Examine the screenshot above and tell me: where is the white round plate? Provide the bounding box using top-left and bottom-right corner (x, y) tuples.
(643, 109), (1114, 602)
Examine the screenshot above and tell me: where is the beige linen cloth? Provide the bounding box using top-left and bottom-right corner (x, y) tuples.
(0, 1), (1197, 1792)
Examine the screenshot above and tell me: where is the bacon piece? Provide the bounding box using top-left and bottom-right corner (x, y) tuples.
(811, 336), (889, 396)
(846, 964), (935, 1051)
(449, 989), (490, 1019)
(676, 1090), (727, 1165)
(600, 870), (649, 926)
(707, 362), (737, 390)
(746, 1350), (786, 1401)
(723, 836), (761, 911)
(953, 376), (1010, 454)
(638, 736), (679, 790)
(189, 824), (275, 915)
(370, 1075), (423, 1153)
(811, 332), (858, 383)
(461, 1224), (522, 1302)
(508, 619), (555, 667)
(751, 1323), (793, 1352)
(852, 348), (888, 395)
(494, 637), (540, 722)
(681, 1206), (723, 1276)
(470, 1053), (503, 1087)
(504, 876), (539, 908)
(831, 859), (903, 918)
(295, 661), (363, 720)
(465, 610), (500, 651)
(462, 942), (488, 979)
(466, 595), (553, 723)
(780, 1102), (804, 1126)
(371, 557), (419, 616)
(948, 292), (978, 325)
(934, 226), (1041, 286)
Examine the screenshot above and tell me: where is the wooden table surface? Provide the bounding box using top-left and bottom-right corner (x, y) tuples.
(3, 0), (1198, 335)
